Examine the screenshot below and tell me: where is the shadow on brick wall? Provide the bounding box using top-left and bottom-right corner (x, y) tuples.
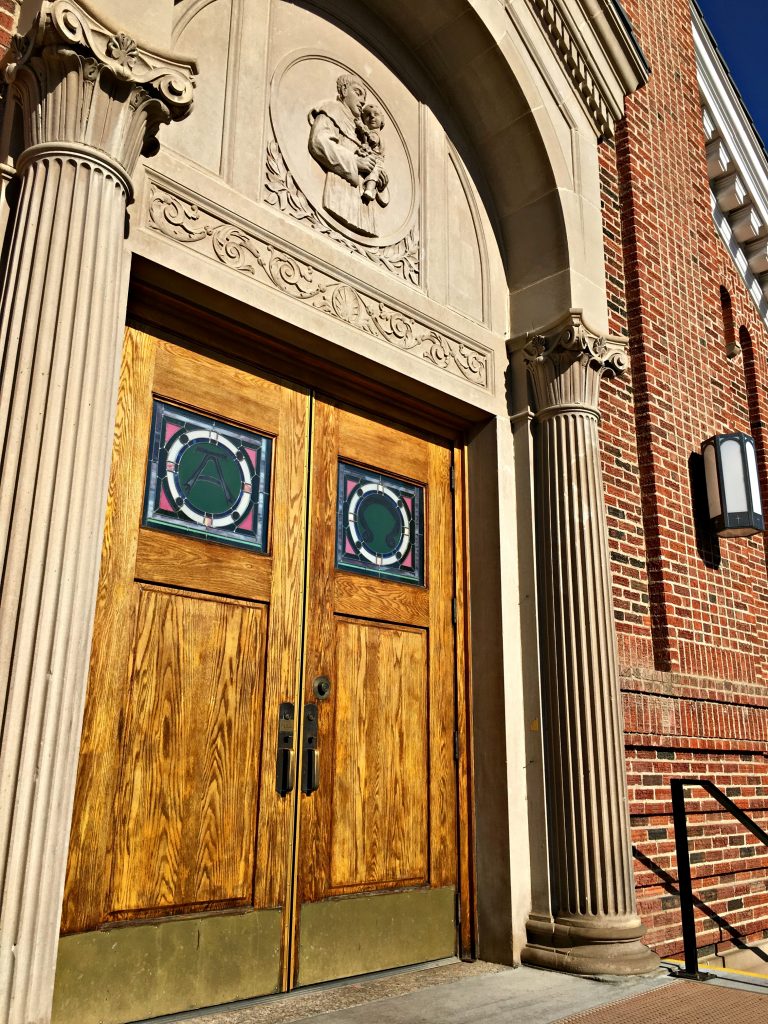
(688, 452), (721, 570)
(633, 845), (768, 960)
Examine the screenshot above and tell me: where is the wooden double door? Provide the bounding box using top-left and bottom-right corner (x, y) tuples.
(55, 329), (461, 1024)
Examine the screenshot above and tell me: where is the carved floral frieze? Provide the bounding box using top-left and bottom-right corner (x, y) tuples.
(146, 182), (489, 389)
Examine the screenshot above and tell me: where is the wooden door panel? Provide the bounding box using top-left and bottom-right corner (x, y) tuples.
(426, 441), (459, 888)
(135, 528), (273, 602)
(61, 326), (461, 1008)
(333, 574), (429, 627)
(63, 329), (310, 943)
(337, 407), (430, 482)
(61, 328), (159, 935)
(152, 341), (287, 430)
(328, 618), (429, 893)
(297, 397), (457, 922)
(108, 587), (267, 919)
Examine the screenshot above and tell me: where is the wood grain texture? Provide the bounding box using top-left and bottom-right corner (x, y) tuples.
(62, 327), (462, 993)
(128, 289), (469, 441)
(427, 439), (458, 887)
(135, 528), (272, 603)
(333, 574), (429, 628)
(152, 339), (286, 432)
(63, 330), (310, 942)
(295, 398), (338, 913)
(329, 619), (429, 891)
(296, 397), (458, 928)
(109, 587), (267, 916)
(337, 405), (429, 484)
(252, 383), (310, 918)
(61, 328), (157, 934)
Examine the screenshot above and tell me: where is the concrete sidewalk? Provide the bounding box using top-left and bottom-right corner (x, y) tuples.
(155, 960), (677, 1024)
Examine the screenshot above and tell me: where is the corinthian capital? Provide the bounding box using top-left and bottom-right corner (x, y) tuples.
(522, 309), (629, 417)
(3, 0), (196, 182)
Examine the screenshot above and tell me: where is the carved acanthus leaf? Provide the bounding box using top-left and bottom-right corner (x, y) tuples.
(522, 309), (628, 415)
(3, 1), (196, 175)
(524, 311), (627, 376)
(264, 137), (420, 286)
(147, 183), (488, 389)
(4, 0), (196, 119)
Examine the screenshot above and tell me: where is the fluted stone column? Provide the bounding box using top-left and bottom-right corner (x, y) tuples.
(0, 4), (195, 1021)
(522, 312), (659, 976)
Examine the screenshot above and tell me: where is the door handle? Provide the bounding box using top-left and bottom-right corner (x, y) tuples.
(301, 703), (320, 795)
(275, 702), (295, 796)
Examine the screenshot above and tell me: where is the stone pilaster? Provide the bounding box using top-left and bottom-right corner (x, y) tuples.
(0, 4), (195, 1021)
(521, 311), (659, 975)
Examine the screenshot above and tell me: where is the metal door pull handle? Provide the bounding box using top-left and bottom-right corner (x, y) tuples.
(276, 747), (295, 796)
(302, 748), (320, 795)
(276, 702), (295, 796)
(301, 703), (320, 795)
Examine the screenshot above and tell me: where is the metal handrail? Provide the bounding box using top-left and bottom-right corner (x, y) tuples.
(670, 778), (768, 979)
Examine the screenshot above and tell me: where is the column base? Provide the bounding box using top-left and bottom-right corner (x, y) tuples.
(523, 916), (660, 977)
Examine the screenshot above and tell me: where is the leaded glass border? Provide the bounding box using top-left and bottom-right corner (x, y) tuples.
(336, 460), (425, 586)
(143, 400), (272, 553)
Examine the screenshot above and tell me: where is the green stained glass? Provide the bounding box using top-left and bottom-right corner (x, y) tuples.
(336, 461), (425, 586)
(143, 400), (272, 553)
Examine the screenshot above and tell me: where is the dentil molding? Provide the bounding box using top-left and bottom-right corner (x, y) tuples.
(521, 0), (649, 139)
(146, 176), (491, 390)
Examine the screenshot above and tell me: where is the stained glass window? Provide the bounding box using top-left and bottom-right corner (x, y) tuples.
(143, 400), (272, 553)
(336, 461), (425, 586)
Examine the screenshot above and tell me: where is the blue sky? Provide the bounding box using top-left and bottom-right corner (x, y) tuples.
(695, 0), (768, 147)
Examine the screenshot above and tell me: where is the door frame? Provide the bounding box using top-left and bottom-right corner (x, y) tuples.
(124, 283), (478, 967)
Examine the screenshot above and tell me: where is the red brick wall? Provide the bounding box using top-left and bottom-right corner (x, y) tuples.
(600, 0), (768, 959)
(0, 1), (18, 128)
(0, 0), (15, 53)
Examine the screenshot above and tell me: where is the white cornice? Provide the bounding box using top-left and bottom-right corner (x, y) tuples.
(692, 3), (768, 326)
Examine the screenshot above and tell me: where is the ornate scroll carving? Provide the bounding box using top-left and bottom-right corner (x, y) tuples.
(147, 182), (488, 388)
(265, 137), (419, 285)
(524, 310), (628, 416)
(8, 0), (196, 113)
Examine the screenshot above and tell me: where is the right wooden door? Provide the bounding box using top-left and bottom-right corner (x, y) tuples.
(293, 397), (458, 987)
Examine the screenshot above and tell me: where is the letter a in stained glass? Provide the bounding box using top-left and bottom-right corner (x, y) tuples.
(143, 400), (272, 553)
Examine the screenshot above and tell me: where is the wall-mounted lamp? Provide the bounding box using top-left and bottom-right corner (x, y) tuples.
(702, 432), (764, 537)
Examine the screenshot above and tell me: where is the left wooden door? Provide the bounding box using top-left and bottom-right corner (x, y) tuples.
(56, 329), (310, 1022)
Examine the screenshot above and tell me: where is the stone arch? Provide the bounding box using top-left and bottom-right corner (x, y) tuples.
(356, 0), (578, 334)
(170, 0), (605, 337)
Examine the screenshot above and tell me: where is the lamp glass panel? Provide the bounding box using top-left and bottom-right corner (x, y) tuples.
(746, 439), (762, 515)
(720, 438), (749, 514)
(703, 442), (722, 517)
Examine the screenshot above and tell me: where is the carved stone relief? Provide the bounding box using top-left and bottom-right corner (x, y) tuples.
(267, 53), (420, 286)
(146, 178), (488, 389)
(264, 136), (419, 284)
(307, 72), (390, 238)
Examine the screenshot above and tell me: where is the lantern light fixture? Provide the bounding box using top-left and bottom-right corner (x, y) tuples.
(701, 432), (764, 538)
